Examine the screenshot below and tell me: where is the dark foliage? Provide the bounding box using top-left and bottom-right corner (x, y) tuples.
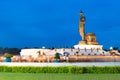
(0, 47), (20, 55)
(54, 53), (60, 59)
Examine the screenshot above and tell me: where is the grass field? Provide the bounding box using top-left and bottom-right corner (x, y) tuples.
(0, 73), (120, 80)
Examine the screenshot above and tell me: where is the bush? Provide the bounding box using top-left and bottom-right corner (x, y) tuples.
(0, 66), (120, 73)
(54, 53), (60, 59)
(4, 53), (12, 58)
(69, 66), (83, 73)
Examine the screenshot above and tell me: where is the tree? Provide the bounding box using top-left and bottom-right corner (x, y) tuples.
(113, 47), (119, 50)
(0, 47), (4, 54)
(54, 53), (60, 60)
(3, 48), (20, 55)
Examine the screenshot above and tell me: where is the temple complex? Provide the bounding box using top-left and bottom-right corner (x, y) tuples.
(19, 11), (120, 62)
(0, 11), (120, 63)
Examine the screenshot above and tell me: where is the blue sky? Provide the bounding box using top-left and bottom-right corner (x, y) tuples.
(0, 0), (120, 49)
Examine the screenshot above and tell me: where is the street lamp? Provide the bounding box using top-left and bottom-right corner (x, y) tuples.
(42, 46), (45, 55)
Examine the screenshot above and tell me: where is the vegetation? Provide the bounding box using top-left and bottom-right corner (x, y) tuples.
(0, 47), (20, 55)
(0, 73), (120, 80)
(54, 53), (60, 59)
(0, 66), (120, 73)
(113, 47), (119, 50)
(4, 53), (13, 58)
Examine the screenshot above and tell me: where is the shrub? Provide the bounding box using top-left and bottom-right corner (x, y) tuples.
(4, 53), (12, 58)
(54, 53), (60, 59)
(0, 66), (120, 73)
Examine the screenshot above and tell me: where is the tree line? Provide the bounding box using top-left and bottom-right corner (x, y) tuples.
(0, 47), (20, 55)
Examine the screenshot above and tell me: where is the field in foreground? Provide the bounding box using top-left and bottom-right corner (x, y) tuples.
(0, 73), (120, 80)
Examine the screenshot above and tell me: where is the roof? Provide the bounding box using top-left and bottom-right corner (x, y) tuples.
(85, 33), (96, 36)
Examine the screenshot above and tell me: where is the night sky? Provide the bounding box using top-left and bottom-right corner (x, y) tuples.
(0, 0), (120, 49)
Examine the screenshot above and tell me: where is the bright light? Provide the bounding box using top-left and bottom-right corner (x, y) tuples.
(110, 46), (113, 50)
(42, 46), (45, 49)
